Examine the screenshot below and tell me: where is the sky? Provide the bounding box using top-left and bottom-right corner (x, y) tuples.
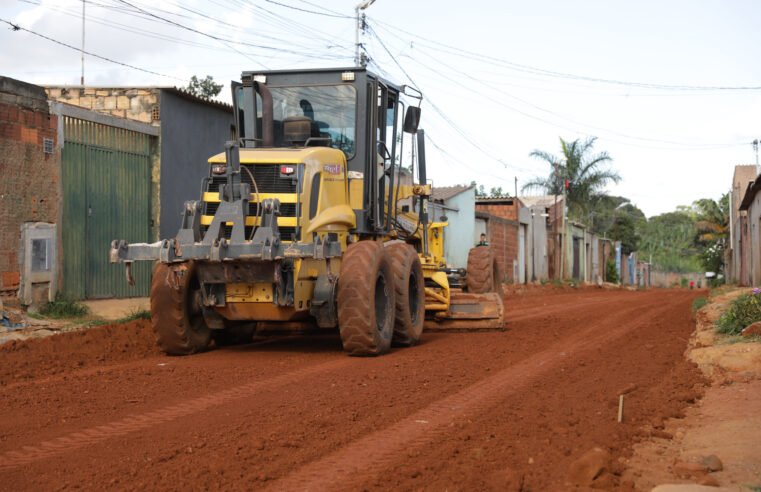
(1, 0), (760, 218)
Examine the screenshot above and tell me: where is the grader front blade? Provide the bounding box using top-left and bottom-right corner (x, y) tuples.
(424, 291), (505, 332)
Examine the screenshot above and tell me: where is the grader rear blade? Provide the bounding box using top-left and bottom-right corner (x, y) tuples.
(424, 291), (505, 332)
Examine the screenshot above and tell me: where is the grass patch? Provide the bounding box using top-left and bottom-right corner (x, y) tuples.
(716, 290), (761, 335)
(691, 296), (708, 313)
(38, 296), (89, 319)
(115, 309), (151, 324)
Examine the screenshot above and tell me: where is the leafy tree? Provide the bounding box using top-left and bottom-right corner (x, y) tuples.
(584, 195), (637, 235)
(471, 181), (486, 197)
(638, 211), (701, 272)
(489, 186), (504, 197)
(522, 137), (621, 221)
(185, 75), (223, 98)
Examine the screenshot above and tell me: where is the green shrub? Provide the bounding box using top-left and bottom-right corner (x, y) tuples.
(116, 309), (151, 323)
(716, 290), (761, 335)
(605, 259), (618, 283)
(691, 297), (708, 313)
(39, 295), (89, 319)
(680, 277), (688, 288)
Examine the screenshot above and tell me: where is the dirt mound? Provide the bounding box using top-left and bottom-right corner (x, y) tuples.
(0, 319), (158, 386)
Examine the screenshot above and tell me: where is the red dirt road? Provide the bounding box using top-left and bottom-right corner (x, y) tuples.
(0, 288), (704, 490)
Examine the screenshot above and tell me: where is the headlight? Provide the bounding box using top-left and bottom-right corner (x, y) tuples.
(211, 164), (226, 175)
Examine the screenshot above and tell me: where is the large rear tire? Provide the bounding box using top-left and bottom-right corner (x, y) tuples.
(466, 246), (503, 296)
(337, 241), (395, 356)
(150, 262), (211, 355)
(386, 243), (425, 347)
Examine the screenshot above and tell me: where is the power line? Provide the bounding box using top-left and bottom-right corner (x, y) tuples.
(371, 17), (761, 93)
(114, 0), (271, 68)
(367, 25), (514, 172)
(294, 0), (348, 17)
(405, 43), (745, 150)
(369, 21), (748, 152)
(0, 17), (184, 81)
(264, 0), (352, 19)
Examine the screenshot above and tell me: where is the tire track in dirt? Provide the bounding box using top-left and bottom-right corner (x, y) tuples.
(269, 294), (675, 491)
(0, 290), (650, 478)
(505, 292), (616, 323)
(0, 357), (353, 472)
(0, 337), (287, 392)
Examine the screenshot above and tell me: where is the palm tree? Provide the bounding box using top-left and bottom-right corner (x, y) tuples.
(693, 194), (729, 273)
(693, 194), (729, 243)
(522, 137), (621, 221)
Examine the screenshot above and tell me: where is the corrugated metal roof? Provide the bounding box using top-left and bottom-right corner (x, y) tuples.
(163, 87), (232, 112)
(43, 85), (233, 112)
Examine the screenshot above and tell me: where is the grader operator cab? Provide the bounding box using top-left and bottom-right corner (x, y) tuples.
(110, 67), (504, 356)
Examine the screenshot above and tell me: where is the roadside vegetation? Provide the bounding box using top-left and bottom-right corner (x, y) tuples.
(692, 296), (708, 313)
(37, 295), (90, 319)
(716, 289), (761, 336)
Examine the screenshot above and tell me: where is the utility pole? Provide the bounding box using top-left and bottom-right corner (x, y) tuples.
(354, 0), (376, 67)
(80, 0), (85, 86)
(514, 176), (517, 198)
(753, 139), (760, 175)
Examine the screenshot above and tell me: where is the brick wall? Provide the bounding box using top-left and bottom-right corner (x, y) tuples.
(46, 87), (159, 124)
(476, 200), (519, 221)
(478, 214), (518, 283)
(476, 201), (521, 283)
(0, 77), (61, 293)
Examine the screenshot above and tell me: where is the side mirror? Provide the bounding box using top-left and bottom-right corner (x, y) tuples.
(403, 106), (421, 134)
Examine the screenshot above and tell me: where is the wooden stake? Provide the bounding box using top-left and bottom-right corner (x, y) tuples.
(617, 394), (624, 423)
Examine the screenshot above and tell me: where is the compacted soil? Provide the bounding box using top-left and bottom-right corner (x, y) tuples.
(0, 287), (704, 490)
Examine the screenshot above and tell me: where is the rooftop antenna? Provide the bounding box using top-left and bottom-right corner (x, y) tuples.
(354, 0), (376, 67)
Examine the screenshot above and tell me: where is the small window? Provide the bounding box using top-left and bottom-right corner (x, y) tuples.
(151, 105), (160, 121)
(43, 138), (54, 154)
(31, 238), (50, 272)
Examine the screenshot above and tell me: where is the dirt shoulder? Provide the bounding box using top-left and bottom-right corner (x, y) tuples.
(624, 289), (761, 491)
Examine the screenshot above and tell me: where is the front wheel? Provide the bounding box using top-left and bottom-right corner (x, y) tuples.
(150, 262), (211, 356)
(386, 242), (425, 347)
(337, 241), (395, 356)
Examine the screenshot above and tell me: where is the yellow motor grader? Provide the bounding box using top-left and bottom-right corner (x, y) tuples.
(110, 67), (503, 356)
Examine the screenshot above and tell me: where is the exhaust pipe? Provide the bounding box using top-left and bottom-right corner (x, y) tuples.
(257, 82), (274, 147)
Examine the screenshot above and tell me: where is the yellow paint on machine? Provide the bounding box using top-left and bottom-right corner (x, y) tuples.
(202, 192), (298, 203)
(208, 147), (341, 165)
(200, 216), (299, 227)
(226, 283), (273, 303)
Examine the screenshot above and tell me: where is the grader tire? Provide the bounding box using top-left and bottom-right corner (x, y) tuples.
(337, 241), (395, 356)
(385, 243), (425, 347)
(150, 262), (211, 356)
(466, 246), (502, 296)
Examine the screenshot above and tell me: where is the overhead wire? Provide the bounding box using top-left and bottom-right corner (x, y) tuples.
(371, 17), (761, 92)
(366, 24), (516, 174)
(369, 20), (748, 152)
(404, 43), (745, 150)
(0, 17), (184, 81)
(264, 0), (353, 19)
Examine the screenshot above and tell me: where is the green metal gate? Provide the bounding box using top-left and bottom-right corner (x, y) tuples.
(61, 116), (153, 299)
